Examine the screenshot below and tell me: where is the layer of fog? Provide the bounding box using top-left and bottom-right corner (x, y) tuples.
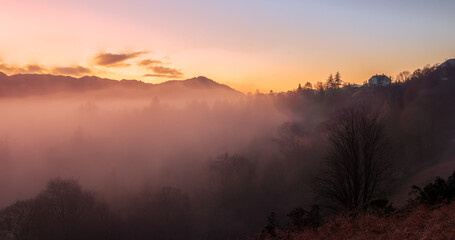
(0, 94), (290, 209)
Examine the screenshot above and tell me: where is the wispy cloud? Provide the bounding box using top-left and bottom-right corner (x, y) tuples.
(0, 62), (46, 74)
(0, 61), (92, 77)
(144, 66), (183, 78)
(0, 52), (184, 80)
(0, 63), (20, 73)
(94, 51), (146, 66)
(52, 66), (92, 76)
(143, 74), (172, 78)
(25, 64), (46, 73)
(138, 59), (162, 66)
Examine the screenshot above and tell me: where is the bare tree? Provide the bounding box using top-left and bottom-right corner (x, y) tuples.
(315, 82), (326, 94)
(304, 82), (313, 90)
(396, 71), (410, 83)
(317, 105), (392, 212)
(0, 179), (120, 240)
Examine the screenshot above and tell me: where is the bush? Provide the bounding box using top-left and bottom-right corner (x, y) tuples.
(410, 171), (455, 206)
(287, 205), (321, 231)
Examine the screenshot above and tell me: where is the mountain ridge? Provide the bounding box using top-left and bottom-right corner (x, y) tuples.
(0, 72), (243, 98)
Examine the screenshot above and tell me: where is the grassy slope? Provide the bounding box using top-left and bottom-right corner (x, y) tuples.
(253, 202), (455, 240)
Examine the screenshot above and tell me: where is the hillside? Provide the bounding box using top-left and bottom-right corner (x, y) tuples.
(0, 73), (243, 99)
(253, 202), (455, 240)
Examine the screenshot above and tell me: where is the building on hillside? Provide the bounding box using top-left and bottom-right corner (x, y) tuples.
(368, 74), (391, 86)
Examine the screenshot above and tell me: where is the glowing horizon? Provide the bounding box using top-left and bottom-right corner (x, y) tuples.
(1, 0), (454, 93)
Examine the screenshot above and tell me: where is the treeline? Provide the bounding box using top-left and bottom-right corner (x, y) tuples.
(0, 179), (119, 240)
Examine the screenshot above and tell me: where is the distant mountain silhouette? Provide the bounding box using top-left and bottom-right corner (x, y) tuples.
(0, 72), (242, 99)
(158, 76), (230, 88)
(0, 72), (7, 79)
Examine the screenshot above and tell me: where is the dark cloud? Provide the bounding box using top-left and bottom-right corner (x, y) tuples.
(144, 66), (183, 78)
(52, 66), (92, 76)
(138, 59), (162, 66)
(94, 51), (146, 66)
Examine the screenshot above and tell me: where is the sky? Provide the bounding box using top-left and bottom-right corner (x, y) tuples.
(0, 0), (454, 92)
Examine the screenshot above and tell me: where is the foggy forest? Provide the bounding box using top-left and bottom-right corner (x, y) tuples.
(0, 59), (454, 240)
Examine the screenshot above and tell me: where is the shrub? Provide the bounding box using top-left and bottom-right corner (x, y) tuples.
(410, 170), (455, 206)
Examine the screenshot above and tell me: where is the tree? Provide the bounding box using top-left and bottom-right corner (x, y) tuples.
(287, 205), (321, 231)
(0, 200), (34, 240)
(209, 154), (256, 207)
(128, 186), (190, 240)
(317, 105), (392, 212)
(334, 72), (342, 88)
(304, 82), (313, 90)
(326, 74), (334, 89)
(262, 212), (279, 237)
(315, 82), (325, 94)
(0, 179), (119, 240)
(396, 71), (410, 83)
(410, 170), (455, 206)
(208, 154), (259, 238)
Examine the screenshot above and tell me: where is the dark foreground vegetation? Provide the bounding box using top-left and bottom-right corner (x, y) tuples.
(0, 59), (454, 239)
(254, 171), (455, 240)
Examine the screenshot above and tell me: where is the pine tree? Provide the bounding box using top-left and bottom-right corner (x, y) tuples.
(326, 74), (334, 89)
(334, 71), (342, 88)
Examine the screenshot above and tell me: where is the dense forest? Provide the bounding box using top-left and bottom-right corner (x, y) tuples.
(0, 59), (454, 239)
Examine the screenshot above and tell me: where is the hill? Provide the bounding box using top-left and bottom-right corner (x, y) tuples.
(0, 72), (243, 99)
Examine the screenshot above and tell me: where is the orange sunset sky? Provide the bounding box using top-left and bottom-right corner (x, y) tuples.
(1, 0), (454, 93)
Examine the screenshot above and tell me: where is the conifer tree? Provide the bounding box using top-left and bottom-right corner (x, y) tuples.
(334, 71), (342, 88)
(326, 74), (334, 89)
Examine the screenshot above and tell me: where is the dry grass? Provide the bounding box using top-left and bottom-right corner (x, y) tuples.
(252, 202), (455, 240)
